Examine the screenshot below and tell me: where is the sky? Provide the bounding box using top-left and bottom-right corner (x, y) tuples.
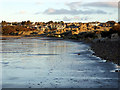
(0, 0), (119, 22)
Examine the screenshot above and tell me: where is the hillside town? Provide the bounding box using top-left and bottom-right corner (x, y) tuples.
(1, 20), (119, 38)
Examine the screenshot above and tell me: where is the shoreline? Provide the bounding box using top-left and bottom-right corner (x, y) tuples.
(67, 38), (120, 66)
(90, 39), (120, 66)
(0, 35), (22, 37)
(0, 35), (22, 39)
(1, 35), (120, 66)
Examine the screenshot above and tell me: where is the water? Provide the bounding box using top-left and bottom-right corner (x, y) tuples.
(1, 37), (119, 88)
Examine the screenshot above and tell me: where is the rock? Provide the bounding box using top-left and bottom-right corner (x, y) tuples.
(96, 33), (102, 39)
(115, 69), (120, 72)
(78, 53), (80, 55)
(111, 33), (119, 40)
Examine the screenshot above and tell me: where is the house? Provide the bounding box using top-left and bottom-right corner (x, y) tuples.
(106, 21), (116, 27)
(89, 22), (100, 26)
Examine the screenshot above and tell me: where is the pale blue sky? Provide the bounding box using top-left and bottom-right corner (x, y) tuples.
(0, 0), (119, 22)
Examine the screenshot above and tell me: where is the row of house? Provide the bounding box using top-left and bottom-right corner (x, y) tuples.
(1, 21), (118, 36)
(43, 21), (117, 36)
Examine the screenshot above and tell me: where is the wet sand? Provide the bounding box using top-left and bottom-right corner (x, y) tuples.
(0, 35), (22, 40)
(0, 35), (21, 38)
(1, 35), (120, 65)
(1, 37), (119, 88)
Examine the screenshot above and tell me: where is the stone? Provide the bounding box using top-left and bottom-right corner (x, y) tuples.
(115, 69), (120, 72)
(78, 53), (80, 55)
(111, 33), (119, 39)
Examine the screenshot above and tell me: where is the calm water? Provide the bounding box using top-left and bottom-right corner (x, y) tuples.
(1, 37), (119, 88)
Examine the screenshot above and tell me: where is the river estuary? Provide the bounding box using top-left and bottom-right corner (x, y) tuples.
(1, 37), (119, 88)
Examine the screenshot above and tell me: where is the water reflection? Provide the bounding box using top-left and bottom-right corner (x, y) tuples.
(2, 37), (118, 88)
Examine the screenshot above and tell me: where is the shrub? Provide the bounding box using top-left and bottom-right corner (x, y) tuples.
(110, 25), (120, 36)
(100, 31), (111, 38)
(77, 32), (97, 39)
(2, 26), (16, 35)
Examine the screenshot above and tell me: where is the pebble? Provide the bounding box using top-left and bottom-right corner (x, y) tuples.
(115, 70), (120, 72)
(78, 53), (80, 55)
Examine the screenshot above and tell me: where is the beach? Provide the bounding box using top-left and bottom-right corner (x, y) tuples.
(1, 36), (119, 88)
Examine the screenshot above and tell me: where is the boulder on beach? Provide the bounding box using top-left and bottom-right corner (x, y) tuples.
(111, 33), (119, 40)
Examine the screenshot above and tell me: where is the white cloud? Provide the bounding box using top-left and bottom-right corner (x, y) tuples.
(19, 10), (26, 14)
(35, 2), (42, 5)
(65, 1), (81, 10)
(63, 16), (71, 21)
(63, 16), (91, 21)
(47, 8), (56, 13)
(43, 8), (107, 15)
(83, 2), (118, 8)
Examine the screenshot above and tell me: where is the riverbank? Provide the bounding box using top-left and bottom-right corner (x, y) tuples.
(90, 39), (120, 66)
(0, 35), (22, 40)
(0, 35), (43, 40)
(61, 36), (120, 66)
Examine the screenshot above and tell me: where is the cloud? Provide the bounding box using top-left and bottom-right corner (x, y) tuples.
(65, 1), (118, 10)
(34, 12), (41, 15)
(46, 8), (56, 13)
(63, 16), (71, 21)
(35, 2), (43, 5)
(63, 16), (91, 21)
(35, 8), (55, 15)
(19, 10), (26, 14)
(42, 2), (113, 15)
(43, 8), (107, 15)
(65, 2), (81, 10)
(83, 2), (118, 8)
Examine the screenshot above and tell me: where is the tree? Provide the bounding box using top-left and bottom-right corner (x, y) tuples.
(12, 22), (17, 25)
(47, 21), (53, 24)
(26, 20), (31, 25)
(1, 21), (7, 26)
(2, 26), (16, 35)
(109, 24), (120, 36)
(21, 21), (27, 25)
(94, 26), (97, 30)
(118, 21), (120, 24)
(55, 22), (58, 24)
(60, 21), (64, 25)
(106, 21), (116, 26)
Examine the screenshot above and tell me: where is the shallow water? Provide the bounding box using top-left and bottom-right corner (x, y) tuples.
(1, 37), (119, 88)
